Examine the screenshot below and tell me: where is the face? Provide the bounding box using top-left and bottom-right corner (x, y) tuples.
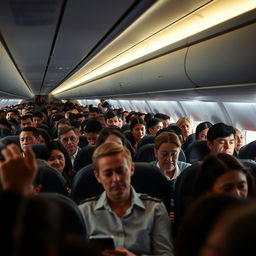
(198, 128), (209, 140)
(20, 118), (33, 129)
(88, 112), (98, 119)
(162, 119), (171, 129)
(47, 149), (65, 173)
(149, 122), (163, 135)
(235, 129), (244, 152)
(59, 130), (79, 156)
(105, 135), (123, 145)
(33, 117), (43, 128)
(179, 121), (192, 138)
(154, 142), (180, 173)
(95, 153), (134, 202)
(211, 170), (248, 198)
(85, 132), (99, 145)
(207, 134), (235, 155)
(131, 124), (145, 142)
(6, 112), (17, 120)
(20, 131), (38, 152)
(106, 116), (119, 127)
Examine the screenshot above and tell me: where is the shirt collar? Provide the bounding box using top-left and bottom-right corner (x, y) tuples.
(156, 161), (180, 180)
(94, 187), (145, 211)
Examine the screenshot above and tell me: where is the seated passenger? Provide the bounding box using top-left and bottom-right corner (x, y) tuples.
(155, 113), (171, 129)
(146, 118), (163, 135)
(104, 110), (121, 128)
(125, 118), (146, 152)
(19, 127), (40, 155)
(176, 117), (193, 142)
(206, 123), (236, 155)
(235, 128), (245, 155)
(195, 121), (212, 140)
(194, 153), (255, 198)
(153, 132), (191, 181)
(79, 142), (174, 256)
(84, 119), (102, 146)
(44, 141), (74, 185)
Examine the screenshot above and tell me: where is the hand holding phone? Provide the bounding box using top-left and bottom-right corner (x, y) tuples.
(89, 235), (115, 251)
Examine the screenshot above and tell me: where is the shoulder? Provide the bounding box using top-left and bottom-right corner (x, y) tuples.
(177, 161), (191, 170)
(79, 195), (100, 206)
(139, 194), (162, 203)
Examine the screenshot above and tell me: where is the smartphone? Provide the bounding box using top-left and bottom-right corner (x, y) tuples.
(89, 235), (115, 251)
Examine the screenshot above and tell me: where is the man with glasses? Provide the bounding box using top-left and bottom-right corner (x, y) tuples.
(58, 126), (80, 171)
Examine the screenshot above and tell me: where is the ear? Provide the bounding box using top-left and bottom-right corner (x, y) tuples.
(130, 163), (135, 177)
(94, 171), (101, 184)
(206, 140), (213, 150)
(154, 148), (158, 159)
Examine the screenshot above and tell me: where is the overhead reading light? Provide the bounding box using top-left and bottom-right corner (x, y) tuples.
(52, 0), (256, 95)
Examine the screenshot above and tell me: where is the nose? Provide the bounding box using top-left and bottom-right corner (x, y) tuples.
(112, 172), (120, 182)
(231, 187), (241, 197)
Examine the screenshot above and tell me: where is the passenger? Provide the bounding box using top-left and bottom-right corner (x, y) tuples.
(194, 153), (255, 198)
(146, 118), (163, 135)
(235, 128), (245, 155)
(79, 142), (174, 256)
(20, 115), (33, 129)
(58, 126), (80, 171)
(153, 132), (191, 181)
(37, 128), (51, 144)
(155, 113), (171, 129)
(175, 194), (250, 256)
(44, 141), (73, 185)
(176, 117), (193, 142)
(32, 111), (44, 128)
(96, 127), (126, 147)
(19, 127), (40, 154)
(6, 109), (19, 122)
(195, 121), (213, 140)
(206, 123), (236, 155)
(84, 119), (103, 146)
(125, 117), (146, 152)
(88, 107), (99, 119)
(104, 110), (121, 128)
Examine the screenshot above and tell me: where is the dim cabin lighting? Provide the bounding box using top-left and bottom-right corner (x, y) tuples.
(52, 0), (256, 95)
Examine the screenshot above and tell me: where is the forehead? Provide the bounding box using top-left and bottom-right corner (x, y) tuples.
(158, 142), (180, 151)
(22, 118), (32, 123)
(20, 131), (34, 137)
(216, 170), (247, 184)
(214, 134), (235, 142)
(133, 124), (145, 129)
(97, 153), (130, 172)
(50, 149), (64, 156)
(60, 129), (76, 138)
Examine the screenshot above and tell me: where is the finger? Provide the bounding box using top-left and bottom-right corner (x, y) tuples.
(1, 147), (13, 161)
(7, 144), (21, 156)
(24, 146), (38, 174)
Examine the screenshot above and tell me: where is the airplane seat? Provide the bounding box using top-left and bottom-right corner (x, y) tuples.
(40, 193), (86, 237)
(70, 164), (103, 204)
(74, 145), (95, 172)
(240, 158), (256, 178)
(71, 162), (173, 212)
(182, 133), (196, 152)
(185, 140), (210, 163)
(239, 140), (256, 161)
(0, 135), (20, 146)
(137, 135), (155, 149)
(37, 162), (68, 196)
(78, 135), (88, 148)
(174, 162), (202, 232)
(135, 143), (187, 163)
(0, 127), (12, 138)
(31, 143), (47, 159)
(135, 144), (156, 163)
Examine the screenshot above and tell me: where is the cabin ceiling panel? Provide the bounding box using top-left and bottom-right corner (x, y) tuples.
(186, 22), (256, 87)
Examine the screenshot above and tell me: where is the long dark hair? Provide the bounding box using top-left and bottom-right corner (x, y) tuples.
(44, 141), (73, 182)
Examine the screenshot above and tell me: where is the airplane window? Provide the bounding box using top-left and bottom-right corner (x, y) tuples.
(244, 130), (256, 144)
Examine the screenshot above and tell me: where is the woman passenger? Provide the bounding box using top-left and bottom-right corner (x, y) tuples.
(44, 141), (74, 186)
(195, 121), (213, 140)
(154, 132), (191, 181)
(194, 153), (255, 198)
(125, 117), (146, 152)
(176, 117), (193, 142)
